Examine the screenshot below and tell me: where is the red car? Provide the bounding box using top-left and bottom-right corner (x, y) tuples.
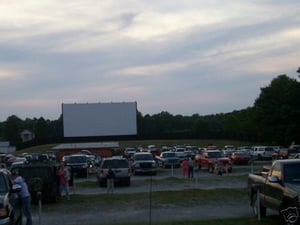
(231, 152), (250, 164)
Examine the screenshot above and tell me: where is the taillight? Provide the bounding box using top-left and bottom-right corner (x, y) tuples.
(0, 207), (8, 217)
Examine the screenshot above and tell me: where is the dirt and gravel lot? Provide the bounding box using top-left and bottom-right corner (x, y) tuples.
(31, 163), (275, 225)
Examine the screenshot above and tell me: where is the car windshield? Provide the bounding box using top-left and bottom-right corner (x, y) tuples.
(135, 154), (153, 160)
(0, 174), (8, 193)
(265, 147), (274, 152)
(68, 156), (87, 163)
(163, 153), (176, 158)
(207, 151), (223, 158)
(103, 159), (129, 168)
(235, 153), (247, 157)
(284, 163), (300, 183)
(289, 149), (300, 154)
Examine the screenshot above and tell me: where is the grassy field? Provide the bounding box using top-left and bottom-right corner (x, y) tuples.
(37, 188), (281, 225)
(108, 216), (282, 225)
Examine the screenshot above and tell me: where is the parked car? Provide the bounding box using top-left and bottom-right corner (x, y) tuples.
(222, 145), (236, 157)
(124, 148), (137, 159)
(132, 152), (157, 175)
(174, 151), (187, 162)
(0, 168), (23, 225)
(231, 152), (250, 164)
(97, 156), (131, 187)
(248, 159), (300, 222)
(155, 151), (181, 168)
(250, 146), (274, 160)
(288, 145), (300, 158)
(64, 154), (89, 178)
(10, 161), (61, 203)
(272, 148), (289, 160)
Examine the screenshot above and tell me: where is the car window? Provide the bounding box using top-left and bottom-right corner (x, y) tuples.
(16, 167), (54, 180)
(68, 156), (87, 163)
(135, 154), (153, 160)
(102, 159), (129, 168)
(0, 174), (7, 193)
(164, 153), (175, 157)
(284, 163), (300, 183)
(265, 147), (274, 152)
(207, 151), (222, 158)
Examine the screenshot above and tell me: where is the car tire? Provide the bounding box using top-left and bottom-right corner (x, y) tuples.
(251, 192), (266, 218)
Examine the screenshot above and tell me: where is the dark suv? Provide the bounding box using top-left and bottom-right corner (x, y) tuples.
(64, 154), (89, 178)
(97, 156), (131, 187)
(10, 162), (60, 203)
(0, 169), (22, 225)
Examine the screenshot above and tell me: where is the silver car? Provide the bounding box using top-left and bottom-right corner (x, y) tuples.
(97, 156), (131, 187)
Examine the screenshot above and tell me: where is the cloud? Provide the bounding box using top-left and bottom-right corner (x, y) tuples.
(0, 0), (300, 120)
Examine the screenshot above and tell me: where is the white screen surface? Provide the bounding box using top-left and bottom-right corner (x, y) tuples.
(62, 102), (137, 137)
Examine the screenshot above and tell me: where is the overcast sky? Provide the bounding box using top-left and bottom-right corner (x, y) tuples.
(1, 1), (300, 121)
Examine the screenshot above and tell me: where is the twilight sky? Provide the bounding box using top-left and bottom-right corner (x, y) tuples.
(1, 0), (300, 121)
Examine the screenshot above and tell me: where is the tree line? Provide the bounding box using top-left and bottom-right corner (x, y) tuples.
(0, 74), (299, 150)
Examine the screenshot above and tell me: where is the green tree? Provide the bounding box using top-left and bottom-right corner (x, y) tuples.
(34, 117), (49, 144)
(4, 115), (22, 146)
(253, 74), (300, 145)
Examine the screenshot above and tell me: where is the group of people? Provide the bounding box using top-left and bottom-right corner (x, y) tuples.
(213, 159), (230, 175)
(181, 157), (195, 178)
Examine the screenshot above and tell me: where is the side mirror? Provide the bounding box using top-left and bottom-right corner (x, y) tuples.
(268, 175), (279, 183)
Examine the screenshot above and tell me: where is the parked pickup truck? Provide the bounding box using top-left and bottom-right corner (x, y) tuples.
(195, 149), (232, 173)
(248, 159), (300, 224)
(155, 151), (180, 168)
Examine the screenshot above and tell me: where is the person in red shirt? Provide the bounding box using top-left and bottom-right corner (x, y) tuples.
(182, 158), (188, 177)
(57, 161), (71, 200)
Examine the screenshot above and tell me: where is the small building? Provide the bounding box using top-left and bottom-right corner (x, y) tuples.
(52, 142), (120, 160)
(0, 141), (16, 154)
(20, 129), (35, 143)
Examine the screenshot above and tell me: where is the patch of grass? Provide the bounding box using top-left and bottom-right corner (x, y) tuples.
(73, 180), (99, 188)
(108, 216), (281, 225)
(41, 188), (249, 212)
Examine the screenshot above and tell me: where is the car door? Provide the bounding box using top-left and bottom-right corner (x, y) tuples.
(262, 163), (284, 210)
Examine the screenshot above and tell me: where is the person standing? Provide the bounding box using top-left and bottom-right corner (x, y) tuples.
(182, 158), (189, 177)
(11, 171), (32, 225)
(188, 157), (194, 178)
(106, 167), (115, 193)
(57, 161), (70, 200)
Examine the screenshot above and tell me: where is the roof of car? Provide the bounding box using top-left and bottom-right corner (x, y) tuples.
(135, 152), (151, 155)
(273, 159), (300, 164)
(104, 156), (125, 160)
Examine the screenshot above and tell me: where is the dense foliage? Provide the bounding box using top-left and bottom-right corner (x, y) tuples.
(0, 74), (299, 149)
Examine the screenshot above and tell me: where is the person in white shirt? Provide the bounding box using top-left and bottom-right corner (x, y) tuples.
(11, 171), (32, 225)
